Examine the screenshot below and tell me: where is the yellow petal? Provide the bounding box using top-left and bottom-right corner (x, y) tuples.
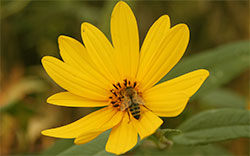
(74, 131), (103, 145)
(137, 24), (190, 92)
(137, 15), (170, 82)
(58, 35), (111, 89)
(47, 92), (108, 107)
(41, 107), (122, 139)
(59, 35), (90, 71)
(81, 23), (121, 84)
(143, 69), (209, 117)
(132, 107), (163, 140)
(74, 110), (124, 144)
(145, 69), (210, 96)
(144, 94), (189, 117)
(111, 1), (139, 79)
(42, 56), (109, 101)
(105, 113), (138, 155)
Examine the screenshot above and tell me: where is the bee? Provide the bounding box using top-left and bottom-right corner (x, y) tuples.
(120, 87), (145, 120)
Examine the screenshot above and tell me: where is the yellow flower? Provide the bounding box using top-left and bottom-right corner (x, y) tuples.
(41, 1), (209, 155)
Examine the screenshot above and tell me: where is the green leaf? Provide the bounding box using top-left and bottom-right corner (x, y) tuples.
(57, 131), (114, 156)
(160, 40), (250, 95)
(134, 144), (232, 155)
(173, 109), (250, 145)
(161, 128), (182, 136)
(198, 88), (247, 109)
(40, 139), (74, 155)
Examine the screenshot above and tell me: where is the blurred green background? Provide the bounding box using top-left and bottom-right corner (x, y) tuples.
(0, 0), (249, 155)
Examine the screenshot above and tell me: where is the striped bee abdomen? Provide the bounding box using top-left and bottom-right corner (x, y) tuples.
(129, 103), (140, 120)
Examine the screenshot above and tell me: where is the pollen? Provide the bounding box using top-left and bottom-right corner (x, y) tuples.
(109, 79), (140, 109)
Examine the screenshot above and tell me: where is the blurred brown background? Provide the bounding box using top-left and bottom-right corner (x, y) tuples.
(0, 0), (249, 155)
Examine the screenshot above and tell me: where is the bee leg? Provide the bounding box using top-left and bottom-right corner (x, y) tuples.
(143, 105), (153, 112)
(127, 111), (131, 123)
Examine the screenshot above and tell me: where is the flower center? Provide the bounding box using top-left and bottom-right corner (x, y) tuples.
(109, 79), (144, 119)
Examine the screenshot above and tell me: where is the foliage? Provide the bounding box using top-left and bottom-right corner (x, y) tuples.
(173, 109), (250, 145)
(198, 88), (247, 109)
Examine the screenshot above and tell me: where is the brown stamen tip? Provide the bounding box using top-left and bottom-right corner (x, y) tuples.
(133, 82), (137, 88)
(113, 84), (118, 89)
(113, 104), (119, 107)
(117, 83), (121, 88)
(110, 89), (117, 96)
(124, 79), (127, 86)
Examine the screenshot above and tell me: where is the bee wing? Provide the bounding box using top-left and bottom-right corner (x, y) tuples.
(132, 94), (145, 105)
(120, 97), (132, 111)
